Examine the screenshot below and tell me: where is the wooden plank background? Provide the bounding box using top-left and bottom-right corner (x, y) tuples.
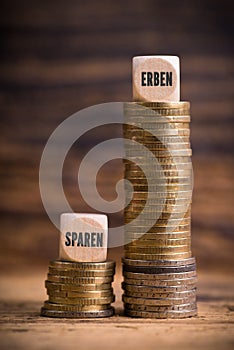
(0, 1), (233, 349)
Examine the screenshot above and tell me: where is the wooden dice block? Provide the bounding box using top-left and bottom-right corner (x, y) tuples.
(59, 213), (108, 262)
(132, 56), (180, 102)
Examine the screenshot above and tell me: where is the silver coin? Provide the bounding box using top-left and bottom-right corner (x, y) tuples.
(41, 307), (114, 318)
(122, 257), (196, 267)
(124, 308), (197, 319)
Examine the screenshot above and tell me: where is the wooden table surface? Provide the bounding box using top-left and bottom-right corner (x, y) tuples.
(0, 0), (233, 349)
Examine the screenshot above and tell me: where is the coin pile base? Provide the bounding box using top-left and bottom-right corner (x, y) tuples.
(122, 258), (197, 318)
(41, 260), (115, 318)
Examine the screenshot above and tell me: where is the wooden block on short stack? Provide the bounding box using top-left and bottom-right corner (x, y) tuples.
(59, 213), (108, 262)
(132, 56), (180, 102)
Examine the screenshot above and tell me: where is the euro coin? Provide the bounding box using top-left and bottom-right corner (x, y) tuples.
(41, 307), (114, 318)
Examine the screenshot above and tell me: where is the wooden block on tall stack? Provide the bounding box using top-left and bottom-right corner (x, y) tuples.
(132, 56), (180, 102)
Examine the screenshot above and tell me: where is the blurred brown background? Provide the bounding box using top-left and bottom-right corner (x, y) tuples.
(0, 0), (233, 349)
(0, 0), (233, 273)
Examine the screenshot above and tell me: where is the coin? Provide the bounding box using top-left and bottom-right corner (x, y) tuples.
(124, 238), (191, 246)
(123, 271), (196, 280)
(122, 257), (196, 267)
(130, 101), (190, 109)
(125, 115), (191, 123)
(125, 172), (192, 180)
(122, 264), (196, 274)
(122, 295), (196, 306)
(125, 142), (191, 151)
(127, 184), (192, 192)
(47, 274), (113, 284)
(49, 260), (115, 270)
(48, 267), (114, 277)
(48, 295), (115, 305)
(123, 290), (196, 300)
(124, 121), (190, 129)
(124, 129), (190, 137)
(125, 149), (192, 158)
(122, 282), (197, 293)
(124, 246), (191, 254)
(124, 302), (196, 312)
(126, 178), (192, 186)
(125, 199), (192, 207)
(125, 212), (191, 221)
(123, 277), (197, 287)
(124, 157), (191, 166)
(124, 232), (191, 239)
(46, 289), (114, 299)
(124, 252), (192, 260)
(45, 281), (112, 292)
(125, 203), (191, 213)
(41, 307), (114, 318)
(126, 189), (192, 198)
(42, 300), (111, 311)
(124, 308), (197, 319)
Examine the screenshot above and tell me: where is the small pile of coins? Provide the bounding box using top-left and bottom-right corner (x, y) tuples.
(41, 260), (115, 318)
(122, 102), (197, 318)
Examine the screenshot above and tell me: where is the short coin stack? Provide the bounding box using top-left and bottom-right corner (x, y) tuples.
(41, 260), (115, 318)
(122, 102), (197, 318)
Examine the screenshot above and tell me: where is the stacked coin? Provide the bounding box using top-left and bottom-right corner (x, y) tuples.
(41, 260), (115, 318)
(122, 102), (197, 318)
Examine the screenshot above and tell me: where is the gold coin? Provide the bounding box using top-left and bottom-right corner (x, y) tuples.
(124, 252), (192, 260)
(123, 157), (191, 165)
(125, 238), (191, 246)
(122, 257), (196, 267)
(123, 271), (196, 280)
(130, 101), (190, 110)
(124, 245), (191, 254)
(125, 149), (192, 158)
(126, 199), (192, 207)
(126, 218), (191, 226)
(123, 276), (197, 287)
(47, 274), (113, 284)
(125, 226), (190, 234)
(125, 219), (191, 228)
(47, 289), (113, 299)
(127, 184), (192, 192)
(124, 137), (191, 146)
(48, 267), (114, 277)
(48, 295), (115, 305)
(125, 142), (191, 150)
(125, 115), (191, 123)
(124, 121), (190, 129)
(124, 308), (197, 319)
(126, 177), (192, 185)
(43, 300), (110, 311)
(49, 260), (115, 270)
(124, 212), (191, 221)
(124, 233), (191, 241)
(123, 128), (190, 137)
(45, 281), (112, 292)
(126, 192), (192, 200)
(125, 203), (191, 213)
(125, 169), (192, 178)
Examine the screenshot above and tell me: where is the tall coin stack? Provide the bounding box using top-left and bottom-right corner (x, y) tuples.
(41, 260), (115, 318)
(122, 101), (197, 318)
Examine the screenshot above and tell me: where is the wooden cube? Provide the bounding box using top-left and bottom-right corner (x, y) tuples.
(132, 56), (180, 102)
(59, 213), (108, 262)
